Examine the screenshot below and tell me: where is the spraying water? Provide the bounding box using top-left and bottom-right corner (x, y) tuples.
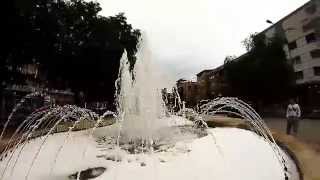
(115, 35), (167, 143)
(0, 35), (296, 180)
(0, 92), (47, 143)
(198, 97), (289, 179)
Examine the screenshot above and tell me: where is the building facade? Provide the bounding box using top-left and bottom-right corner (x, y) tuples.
(262, 0), (320, 85)
(261, 0), (320, 114)
(177, 0), (320, 111)
(176, 79), (200, 107)
(0, 63), (75, 124)
(196, 67), (228, 100)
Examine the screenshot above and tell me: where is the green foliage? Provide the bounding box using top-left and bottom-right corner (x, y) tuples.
(224, 34), (295, 104)
(241, 33), (257, 52)
(224, 55), (237, 64)
(0, 0), (141, 103)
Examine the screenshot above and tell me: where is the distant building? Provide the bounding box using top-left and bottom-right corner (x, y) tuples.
(261, 0), (320, 86)
(1, 63), (75, 124)
(176, 66), (229, 106)
(194, 0), (320, 113)
(196, 66), (229, 100)
(252, 0), (320, 112)
(176, 79), (199, 106)
(196, 70), (212, 100)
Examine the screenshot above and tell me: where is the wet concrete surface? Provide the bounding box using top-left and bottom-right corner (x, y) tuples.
(264, 118), (320, 145)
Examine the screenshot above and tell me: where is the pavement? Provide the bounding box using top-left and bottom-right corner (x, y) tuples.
(266, 118), (320, 180)
(264, 118), (320, 151)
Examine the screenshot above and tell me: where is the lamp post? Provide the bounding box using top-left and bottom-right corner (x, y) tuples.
(266, 19), (274, 24)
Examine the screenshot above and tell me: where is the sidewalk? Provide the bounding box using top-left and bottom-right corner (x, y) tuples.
(264, 118), (320, 152)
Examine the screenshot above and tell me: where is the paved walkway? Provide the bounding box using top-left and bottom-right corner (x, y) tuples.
(264, 118), (320, 146)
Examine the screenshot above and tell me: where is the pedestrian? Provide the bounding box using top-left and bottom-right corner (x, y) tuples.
(286, 99), (301, 135)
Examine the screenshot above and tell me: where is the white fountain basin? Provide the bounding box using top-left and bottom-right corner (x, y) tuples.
(0, 127), (298, 180)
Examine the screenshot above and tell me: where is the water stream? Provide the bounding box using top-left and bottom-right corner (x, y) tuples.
(0, 36), (291, 180)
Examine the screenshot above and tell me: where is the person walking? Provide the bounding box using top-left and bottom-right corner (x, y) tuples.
(286, 99), (301, 135)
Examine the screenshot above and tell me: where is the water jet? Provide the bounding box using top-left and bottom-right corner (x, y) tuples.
(0, 36), (300, 180)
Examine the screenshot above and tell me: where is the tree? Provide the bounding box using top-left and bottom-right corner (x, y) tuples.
(224, 33), (295, 104)
(224, 55), (237, 64)
(0, 0), (141, 106)
(241, 33), (257, 52)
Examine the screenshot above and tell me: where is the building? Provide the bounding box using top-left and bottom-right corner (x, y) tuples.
(255, 0), (320, 113)
(196, 0), (320, 114)
(262, 0), (320, 85)
(176, 79), (199, 106)
(0, 63), (75, 124)
(176, 67), (228, 107)
(196, 66), (228, 100)
(176, 0), (320, 111)
(196, 70), (213, 100)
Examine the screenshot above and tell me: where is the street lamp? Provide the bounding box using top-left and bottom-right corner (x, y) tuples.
(266, 19), (274, 24)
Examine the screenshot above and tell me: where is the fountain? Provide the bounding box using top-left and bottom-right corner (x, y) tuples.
(0, 36), (300, 180)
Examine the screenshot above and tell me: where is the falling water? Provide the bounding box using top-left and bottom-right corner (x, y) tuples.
(0, 92), (47, 143)
(0, 36), (294, 180)
(115, 35), (167, 143)
(0, 105), (99, 180)
(198, 97), (289, 179)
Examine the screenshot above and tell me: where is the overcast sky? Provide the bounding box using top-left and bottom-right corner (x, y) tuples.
(97, 0), (309, 81)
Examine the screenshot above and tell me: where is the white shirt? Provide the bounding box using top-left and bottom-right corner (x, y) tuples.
(286, 104), (301, 118)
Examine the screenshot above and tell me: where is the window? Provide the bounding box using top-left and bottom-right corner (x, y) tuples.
(302, 18), (320, 32)
(314, 67), (320, 76)
(288, 41), (297, 50)
(310, 49), (320, 58)
(295, 71), (304, 80)
(305, 33), (317, 43)
(292, 56), (301, 65)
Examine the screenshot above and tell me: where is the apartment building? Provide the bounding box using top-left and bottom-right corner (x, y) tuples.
(178, 0), (320, 112)
(176, 79), (199, 106)
(263, 0), (320, 85)
(261, 0), (320, 111)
